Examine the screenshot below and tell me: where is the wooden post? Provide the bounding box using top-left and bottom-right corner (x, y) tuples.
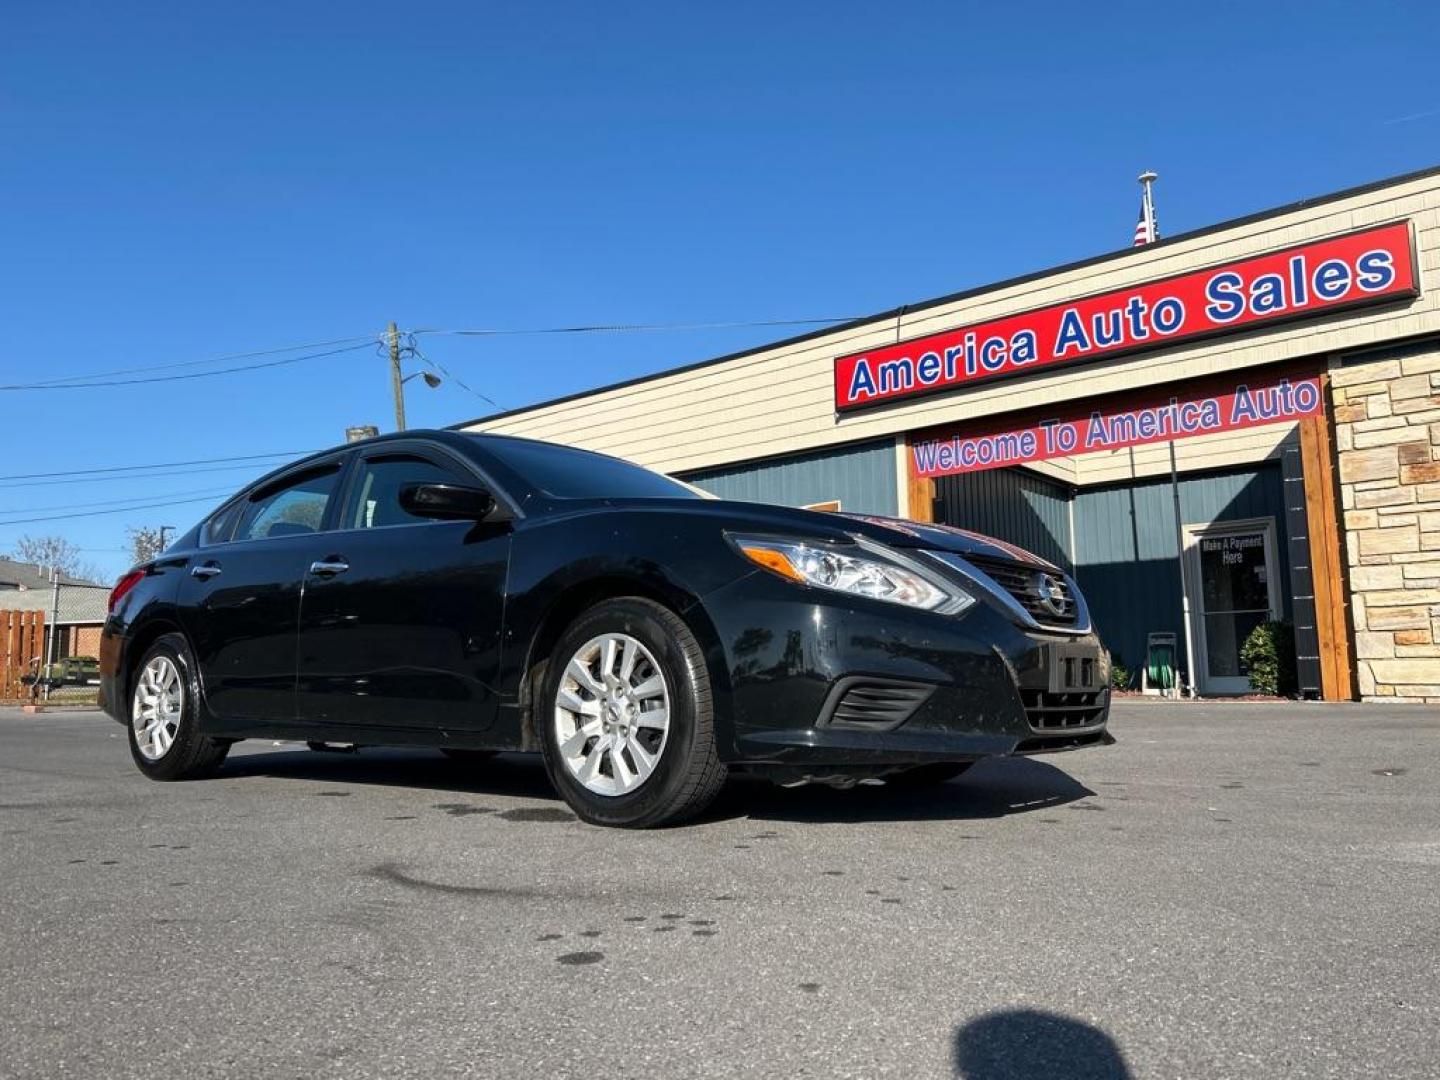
(3, 611), (45, 701)
(907, 472), (936, 524)
(1298, 372), (1355, 701)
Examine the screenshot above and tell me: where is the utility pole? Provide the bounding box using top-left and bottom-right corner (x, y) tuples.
(388, 321), (406, 431)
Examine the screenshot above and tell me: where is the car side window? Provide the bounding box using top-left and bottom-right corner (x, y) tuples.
(203, 500), (245, 545)
(346, 454), (473, 529)
(235, 467), (340, 542)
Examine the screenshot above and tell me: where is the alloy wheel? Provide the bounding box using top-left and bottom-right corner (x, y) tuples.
(553, 632), (670, 796)
(132, 655), (183, 761)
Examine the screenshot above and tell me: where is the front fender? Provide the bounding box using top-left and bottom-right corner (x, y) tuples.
(499, 511), (753, 754)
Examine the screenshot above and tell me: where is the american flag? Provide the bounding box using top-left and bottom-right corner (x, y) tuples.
(1133, 202), (1154, 247)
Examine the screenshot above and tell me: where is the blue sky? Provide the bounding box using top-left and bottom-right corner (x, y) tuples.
(2, 1), (1438, 580)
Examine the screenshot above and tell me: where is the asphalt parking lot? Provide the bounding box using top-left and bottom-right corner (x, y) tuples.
(1, 701), (1436, 1079)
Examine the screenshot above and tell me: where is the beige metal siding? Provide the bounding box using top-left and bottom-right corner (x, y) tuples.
(1070, 423), (1295, 486)
(466, 174), (1440, 475)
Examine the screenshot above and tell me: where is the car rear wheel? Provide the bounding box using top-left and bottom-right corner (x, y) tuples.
(539, 597), (725, 828)
(128, 634), (230, 781)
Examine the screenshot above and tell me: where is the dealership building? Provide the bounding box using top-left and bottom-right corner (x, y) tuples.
(462, 166), (1440, 703)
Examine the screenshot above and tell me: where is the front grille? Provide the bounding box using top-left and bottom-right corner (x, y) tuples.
(967, 555), (1079, 627)
(1021, 688), (1108, 732)
(823, 678), (933, 731)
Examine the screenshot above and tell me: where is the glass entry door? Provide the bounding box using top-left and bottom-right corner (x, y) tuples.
(1184, 519), (1280, 695)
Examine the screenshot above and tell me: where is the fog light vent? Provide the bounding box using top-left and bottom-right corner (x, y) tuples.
(821, 678), (934, 731)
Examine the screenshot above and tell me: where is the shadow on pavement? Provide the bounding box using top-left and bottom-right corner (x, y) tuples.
(731, 757), (1094, 824)
(217, 747), (561, 802)
(214, 746), (1091, 825)
(954, 1009), (1132, 1079)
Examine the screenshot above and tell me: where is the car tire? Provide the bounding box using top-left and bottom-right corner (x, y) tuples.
(127, 633), (230, 781)
(539, 597), (725, 828)
(886, 762), (973, 789)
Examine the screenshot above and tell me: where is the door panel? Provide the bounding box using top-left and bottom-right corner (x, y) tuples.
(295, 452), (510, 732)
(1186, 521), (1279, 694)
(178, 462), (342, 728)
(177, 538), (313, 725)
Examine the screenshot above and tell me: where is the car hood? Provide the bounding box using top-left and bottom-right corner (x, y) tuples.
(834, 512), (1060, 569)
(564, 497), (1059, 571)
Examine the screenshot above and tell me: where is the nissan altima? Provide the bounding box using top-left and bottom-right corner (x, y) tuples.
(100, 430), (1111, 827)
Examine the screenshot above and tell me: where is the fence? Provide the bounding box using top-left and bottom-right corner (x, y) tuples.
(2, 611), (45, 702)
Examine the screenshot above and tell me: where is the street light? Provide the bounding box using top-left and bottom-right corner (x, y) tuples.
(387, 321), (442, 430)
(393, 369), (442, 430)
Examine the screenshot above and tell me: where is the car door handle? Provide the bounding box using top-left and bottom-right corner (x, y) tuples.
(190, 563), (222, 579)
(309, 560), (350, 577)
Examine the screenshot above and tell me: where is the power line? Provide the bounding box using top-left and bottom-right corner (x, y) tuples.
(0, 485), (237, 518)
(410, 341), (503, 411)
(401, 317), (862, 415)
(0, 493), (231, 529)
(0, 450), (313, 483)
(0, 342), (375, 391)
(0, 460), (301, 491)
(3, 316), (861, 394)
(411, 316), (862, 338)
(8, 335), (379, 389)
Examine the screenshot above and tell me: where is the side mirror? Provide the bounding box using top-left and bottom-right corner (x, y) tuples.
(399, 483), (499, 521)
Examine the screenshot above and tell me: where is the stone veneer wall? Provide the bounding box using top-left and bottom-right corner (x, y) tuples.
(1332, 344), (1440, 702)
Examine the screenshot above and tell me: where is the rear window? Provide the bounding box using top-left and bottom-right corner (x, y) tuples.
(475, 437), (699, 500)
(235, 466), (340, 541)
(203, 500), (245, 545)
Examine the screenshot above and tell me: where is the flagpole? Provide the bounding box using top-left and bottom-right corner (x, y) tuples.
(1137, 170), (1188, 691)
(1138, 170), (1158, 243)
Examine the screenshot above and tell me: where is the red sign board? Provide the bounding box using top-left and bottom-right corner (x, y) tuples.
(835, 221), (1417, 411)
(910, 370), (1323, 478)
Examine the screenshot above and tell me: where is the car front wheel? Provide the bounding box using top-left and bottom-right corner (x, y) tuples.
(539, 598), (725, 828)
(128, 634), (230, 781)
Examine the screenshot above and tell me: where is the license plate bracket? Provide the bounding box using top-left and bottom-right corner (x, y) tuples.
(1048, 644), (1100, 693)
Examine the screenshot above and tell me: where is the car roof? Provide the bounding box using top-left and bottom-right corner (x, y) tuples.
(231, 429), (581, 502)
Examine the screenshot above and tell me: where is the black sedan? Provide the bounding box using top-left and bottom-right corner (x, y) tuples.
(100, 430), (1111, 827)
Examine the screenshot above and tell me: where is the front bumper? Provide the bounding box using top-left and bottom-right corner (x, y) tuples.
(699, 569), (1111, 768)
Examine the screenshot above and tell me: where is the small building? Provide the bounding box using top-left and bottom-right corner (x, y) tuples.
(460, 165), (1440, 703)
(0, 558), (110, 659)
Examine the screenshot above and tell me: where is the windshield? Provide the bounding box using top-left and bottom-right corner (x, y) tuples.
(473, 436), (703, 500)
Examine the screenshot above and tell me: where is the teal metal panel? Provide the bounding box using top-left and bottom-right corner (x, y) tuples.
(682, 439), (898, 515)
(1071, 465), (1290, 678)
(932, 468), (1073, 570)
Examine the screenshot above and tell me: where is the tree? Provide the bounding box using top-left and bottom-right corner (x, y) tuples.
(8, 534), (100, 581)
(126, 525), (168, 566)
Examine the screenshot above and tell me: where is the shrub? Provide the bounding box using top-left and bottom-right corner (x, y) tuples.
(1110, 657), (1130, 690)
(1239, 621), (1296, 697)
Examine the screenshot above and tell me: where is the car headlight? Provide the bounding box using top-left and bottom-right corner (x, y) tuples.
(729, 534), (972, 613)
